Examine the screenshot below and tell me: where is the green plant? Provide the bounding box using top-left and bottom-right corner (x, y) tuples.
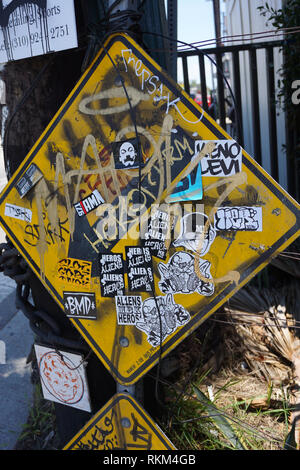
(15, 383), (58, 450)
(258, 1), (300, 113)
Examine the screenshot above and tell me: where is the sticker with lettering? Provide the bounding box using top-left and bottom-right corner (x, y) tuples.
(125, 246), (154, 292)
(99, 253), (125, 297)
(115, 295), (142, 325)
(197, 139), (242, 177)
(214, 206), (263, 231)
(74, 189), (105, 217)
(63, 292), (97, 319)
(143, 209), (176, 260)
(16, 163), (43, 198)
(4, 203), (32, 223)
(58, 258), (92, 287)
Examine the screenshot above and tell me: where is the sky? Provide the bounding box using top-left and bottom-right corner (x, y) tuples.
(175, 0), (223, 88)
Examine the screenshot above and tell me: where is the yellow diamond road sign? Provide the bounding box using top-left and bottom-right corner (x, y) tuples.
(0, 33), (299, 385)
(63, 393), (176, 450)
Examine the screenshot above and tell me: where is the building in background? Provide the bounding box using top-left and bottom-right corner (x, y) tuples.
(224, 0), (287, 190)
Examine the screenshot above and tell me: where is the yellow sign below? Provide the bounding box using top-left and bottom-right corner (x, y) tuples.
(63, 393), (176, 450)
(0, 33), (299, 385)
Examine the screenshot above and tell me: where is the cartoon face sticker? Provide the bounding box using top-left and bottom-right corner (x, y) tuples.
(158, 251), (214, 296)
(119, 141), (137, 167)
(173, 212), (216, 255)
(135, 294), (190, 347)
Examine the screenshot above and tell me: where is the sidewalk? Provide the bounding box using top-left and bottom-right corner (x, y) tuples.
(0, 168), (34, 449)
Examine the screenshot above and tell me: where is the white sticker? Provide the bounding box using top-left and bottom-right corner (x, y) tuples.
(214, 207), (263, 231)
(135, 294), (190, 347)
(0, 0), (78, 64)
(5, 203), (32, 222)
(34, 344), (91, 412)
(115, 295), (142, 325)
(195, 140), (242, 177)
(158, 252), (214, 297)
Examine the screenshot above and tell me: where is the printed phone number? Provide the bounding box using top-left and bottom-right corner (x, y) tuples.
(0, 24), (70, 51)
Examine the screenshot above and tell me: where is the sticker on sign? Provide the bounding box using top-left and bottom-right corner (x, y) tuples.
(0, 0), (78, 63)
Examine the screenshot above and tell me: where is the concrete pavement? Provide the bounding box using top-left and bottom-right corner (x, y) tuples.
(0, 149), (34, 450)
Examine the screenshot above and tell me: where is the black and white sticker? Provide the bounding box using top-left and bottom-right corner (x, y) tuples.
(214, 206), (263, 231)
(99, 253), (125, 297)
(112, 138), (142, 169)
(63, 292), (97, 319)
(135, 294), (190, 347)
(125, 246), (154, 292)
(5, 203), (32, 223)
(143, 209), (176, 260)
(158, 251), (214, 297)
(115, 295), (142, 325)
(195, 140), (242, 177)
(16, 163), (43, 198)
(74, 189), (105, 217)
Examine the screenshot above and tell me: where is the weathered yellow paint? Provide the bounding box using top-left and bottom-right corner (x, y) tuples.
(63, 393), (176, 450)
(0, 33), (299, 385)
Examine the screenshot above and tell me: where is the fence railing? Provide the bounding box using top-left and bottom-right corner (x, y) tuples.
(177, 40), (297, 198)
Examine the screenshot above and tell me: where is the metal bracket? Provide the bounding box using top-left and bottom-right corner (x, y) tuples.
(116, 382), (136, 396)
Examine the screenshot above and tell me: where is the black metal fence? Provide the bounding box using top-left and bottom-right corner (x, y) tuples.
(178, 40), (299, 200)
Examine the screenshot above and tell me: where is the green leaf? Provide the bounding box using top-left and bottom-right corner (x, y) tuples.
(192, 385), (245, 450)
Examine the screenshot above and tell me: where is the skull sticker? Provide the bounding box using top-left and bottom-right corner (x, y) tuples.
(158, 251), (214, 296)
(119, 141), (137, 167)
(135, 294), (190, 347)
(113, 138), (140, 169)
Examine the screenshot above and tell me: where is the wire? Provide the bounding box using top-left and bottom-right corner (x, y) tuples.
(93, 33), (166, 410)
(278, 253), (300, 261)
(178, 30), (300, 51)
(141, 31), (242, 136)
(177, 26), (300, 50)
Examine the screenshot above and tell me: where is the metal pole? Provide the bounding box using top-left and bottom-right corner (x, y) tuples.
(167, 0), (177, 82)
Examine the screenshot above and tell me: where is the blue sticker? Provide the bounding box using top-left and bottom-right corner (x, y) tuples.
(167, 163), (203, 202)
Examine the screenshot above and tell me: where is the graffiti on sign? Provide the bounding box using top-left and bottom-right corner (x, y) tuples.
(63, 393), (176, 450)
(24, 213), (69, 247)
(0, 33), (298, 385)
